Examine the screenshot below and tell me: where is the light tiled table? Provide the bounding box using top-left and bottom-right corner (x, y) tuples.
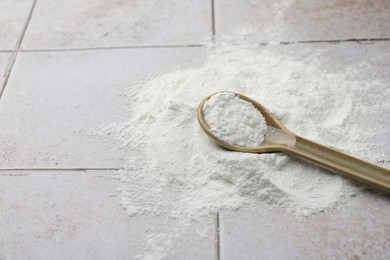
(0, 0), (389, 259)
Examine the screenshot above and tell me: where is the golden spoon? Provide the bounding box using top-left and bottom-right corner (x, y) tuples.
(197, 91), (390, 193)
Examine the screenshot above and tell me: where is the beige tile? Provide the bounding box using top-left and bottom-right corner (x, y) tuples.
(267, 42), (390, 80)
(22, 0), (212, 50)
(219, 192), (390, 259)
(0, 170), (216, 259)
(218, 41), (390, 259)
(215, 0), (390, 42)
(0, 47), (205, 169)
(0, 0), (33, 50)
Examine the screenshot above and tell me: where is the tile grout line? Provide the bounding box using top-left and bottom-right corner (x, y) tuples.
(0, 0), (37, 99)
(19, 44), (204, 53)
(216, 212), (220, 260)
(0, 167), (122, 172)
(279, 37), (390, 45)
(9, 37), (390, 54)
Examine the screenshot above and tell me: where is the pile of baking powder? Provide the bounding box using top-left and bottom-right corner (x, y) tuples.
(92, 39), (388, 259)
(203, 92), (267, 147)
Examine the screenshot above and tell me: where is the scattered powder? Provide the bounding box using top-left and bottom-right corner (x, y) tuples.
(203, 92), (267, 147)
(91, 38), (388, 258)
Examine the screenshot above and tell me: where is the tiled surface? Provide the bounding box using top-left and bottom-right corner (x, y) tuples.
(0, 0), (33, 50)
(215, 0), (390, 42)
(0, 170), (216, 259)
(0, 0), (389, 259)
(219, 192), (390, 259)
(22, 0), (212, 50)
(0, 47), (205, 169)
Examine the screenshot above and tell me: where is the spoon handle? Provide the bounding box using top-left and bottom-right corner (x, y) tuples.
(284, 136), (390, 193)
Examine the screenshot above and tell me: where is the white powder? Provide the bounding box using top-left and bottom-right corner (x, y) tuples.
(91, 39), (388, 258)
(203, 92), (267, 147)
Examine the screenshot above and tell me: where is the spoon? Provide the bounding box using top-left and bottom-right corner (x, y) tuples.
(197, 91), (390, 193)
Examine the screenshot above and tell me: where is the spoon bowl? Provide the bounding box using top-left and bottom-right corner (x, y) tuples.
(197, 91), (390, 193)
(197, 91), (296, 153)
